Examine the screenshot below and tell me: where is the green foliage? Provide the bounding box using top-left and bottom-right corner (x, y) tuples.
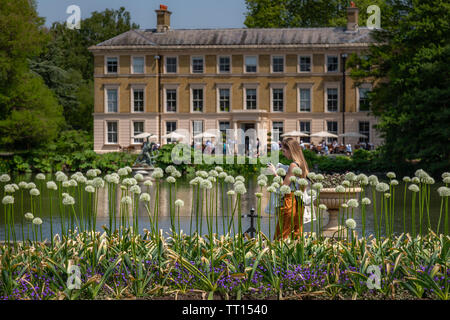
(244, 0), (408, 29)
(347, 0), (450, 177)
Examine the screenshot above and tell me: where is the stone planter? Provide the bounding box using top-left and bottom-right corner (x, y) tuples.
(318, 188), (361, 237)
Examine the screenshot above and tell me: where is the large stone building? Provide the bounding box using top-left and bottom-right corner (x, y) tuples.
(89, 5), (381, 154)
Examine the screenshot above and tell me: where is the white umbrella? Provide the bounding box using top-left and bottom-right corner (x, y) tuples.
(338, 132), (368, 138)
(193, 132), (218, 139)
(161, 131), (187, 140)
(310, 131), (339, 138)
(134, 132), (156, 139)
(281, 130), (310, 137)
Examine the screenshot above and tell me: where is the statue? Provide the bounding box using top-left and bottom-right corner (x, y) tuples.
(134, 136), (159, 167)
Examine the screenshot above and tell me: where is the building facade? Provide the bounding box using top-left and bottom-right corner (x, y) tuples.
(89, 5), (381, 153)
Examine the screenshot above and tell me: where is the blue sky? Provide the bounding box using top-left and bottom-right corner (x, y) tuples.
(36, 0), (248, 29)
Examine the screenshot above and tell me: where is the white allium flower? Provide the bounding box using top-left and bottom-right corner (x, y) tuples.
(356, 174), (368, 181)
(172, 170), (182, 178)
(390, 179), (399, 186)
(345, 172), (356, 181)
(76, 176), (87, 184)
(26, 182), (36, 189)
(276, 168), (286, 177)
(208, 170), (218, 177)
(442, 172), (450, 179)
(342, 180), (351, 187)
(411, 177), (420, 184)
(368, 175), (379, 186)
(62, 181), (71, 188)
(341, 203), (348, 209)
(121, 196), (132, 205)
(345, 218), (356, 229)
(280, 185), (291, 195)
(151, 169), (164, 179)
(69, 179), (78, 187)
(273, 176), (283, 184)
(386, 172), (396, 179)
(235, 175), (245, 183)
(30, 188), (40, 197)
(257, 179), (267, 187)
(86, 169), (97, 177)
(56, 174), (68, 182)
(165, 165), (176, 174)
(292, 167), (302, 176)
(144, 180), (153, 187)
(424, 177), (435, 185)
(0, 174), (11, 182)
(267, 186), (276, 193)
(62, 193), (69, 198)
(307, 172), (316, 180)
(62, 196), (75, 206)
(130, 185), (141, 194)
(36, 173), (46, 180)
(134, 173), (144, 182)
(297, 178), (308, 187)
(361, 197), (371, 205)
(196, 171), (208, 179)
(139, 193), (151, 202)
(315, 174), (325, 181)
(125, 166), (132, 173)
(271, 182), (280, 189)
(166, 176), (176, 184)
(93, 177), (104, 188)
(375, 182), (390, 193)
(2, 196), (14, 205)
(218, 172), (227, 179)
(289, 176), (297, 183)
(85, 185), (95, 193)
(335, 185), (346, 193)
(11, 183), (18, 191)
(415, 169), (428, 179)
(408, 184), (420, 193)
(122, 178), (134, 186)
(215, 166), (223, 173)
(359, 176), (369, 186)
(24, 212), (34, 220)
(110, 176), (120, 184)
(319, 204), (327, 211)
(437, 187), (450, 197)
(4, 184), (15, 193)
(234, 184), (247, 195)
(312, 183), (323, 191)
(224, 176), (235, 184)
(294, 190), (303, 197)
(104, 174), (111, 183)
(95, 169), (101, 175)
(200, 180), (213, 190)
(347, 199), (359, 208)
(118, 168), (129, 176)
(207, 176), (216, 183)
(257, 174), (268, 182)
(120, 185), (127, 190)
(18, 181), (28, 189)
(189, 177), (200, 185)
(227, 190), (235, 196)
(32, 217), (43, 225)
(443, 177), (450, 184)
(175, 199), (184, 208)
(384, 193), (391, 198)
(403, 176), (411, 183)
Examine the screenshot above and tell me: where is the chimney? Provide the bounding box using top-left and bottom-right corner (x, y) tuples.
(155, 4), (171, 32)
(346, 2), (359, 31)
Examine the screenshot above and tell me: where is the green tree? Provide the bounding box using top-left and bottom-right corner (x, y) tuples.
(244, 0), (411, 29)
(0, 0), (64, 150)
(347, 0), (450, 176)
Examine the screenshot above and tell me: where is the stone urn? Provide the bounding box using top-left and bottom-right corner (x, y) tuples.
(318, 188), (361, 237)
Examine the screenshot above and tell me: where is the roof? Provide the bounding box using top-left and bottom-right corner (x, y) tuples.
(90, 27), (375, 50)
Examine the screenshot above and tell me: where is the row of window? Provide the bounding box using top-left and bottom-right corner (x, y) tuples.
(105, 86), (371, 113)
(105, 120), (371, 145)
(105, 54), (341, 75)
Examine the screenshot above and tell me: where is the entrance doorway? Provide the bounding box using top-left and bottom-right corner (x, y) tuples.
(240, 123), (257, 156)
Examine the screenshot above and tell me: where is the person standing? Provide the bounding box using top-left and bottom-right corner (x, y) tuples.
(267, 137), (310, 240)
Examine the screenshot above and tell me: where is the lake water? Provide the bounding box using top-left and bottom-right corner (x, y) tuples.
(0, 173), (446, 240)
